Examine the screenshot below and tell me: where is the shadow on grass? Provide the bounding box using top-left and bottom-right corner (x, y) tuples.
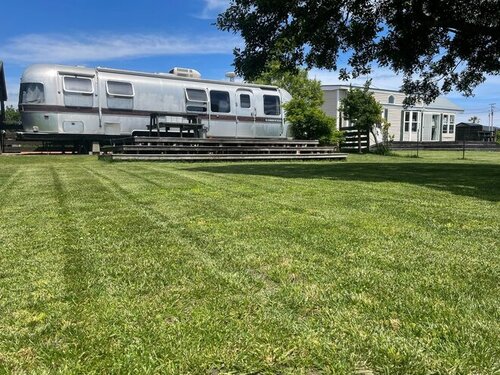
(188, 162), (500, 202)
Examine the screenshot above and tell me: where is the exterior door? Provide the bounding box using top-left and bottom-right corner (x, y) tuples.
(235, 89), (255, 137)
(431, 114), (441, 141)
(422, 113), (433, 141)
(421, 113), (441, 141)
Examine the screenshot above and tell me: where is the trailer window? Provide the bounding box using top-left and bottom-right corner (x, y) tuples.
(185, 88), (208, 113)
(263, 95), (280, 115)
(240, 94), (251, 108)
(107, 81), (134, 96)
(63, 77), (93, 93)
(106, 81), (134, 110)
(210, 90), (230, 113)
(63, 77), (93, 108)
(186, 89), (207, 102)
(19, 83), (45, 104)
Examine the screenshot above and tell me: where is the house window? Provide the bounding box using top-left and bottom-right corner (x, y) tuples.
(404, 111), (410, 131)
(106, 81), (134, 110)
(263, 95), (280, 115)
(19, 83), (45, 104)
(185, 88), (208, 113)
(449, 115), (455, 133)
(210, 90), (230, 113)
(403, 111), (420, 132)
(388, 95), (395, 104)
(384, 108), (388, 120)
(411, 112), (418, 131)
(443, 114), (449, 133)
(240, 94), (251, 108)
(63, 76), (93, 108)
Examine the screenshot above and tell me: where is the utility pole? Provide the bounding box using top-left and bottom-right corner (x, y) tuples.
(489, 103), (496, 133)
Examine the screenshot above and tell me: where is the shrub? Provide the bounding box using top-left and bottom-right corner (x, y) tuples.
(285, 99), (343, 145)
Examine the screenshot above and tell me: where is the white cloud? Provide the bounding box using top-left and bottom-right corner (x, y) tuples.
(196, 0), (230, 19)
(3, 33), (239, 64)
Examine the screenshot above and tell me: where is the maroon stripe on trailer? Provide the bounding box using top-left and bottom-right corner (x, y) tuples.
(21, 104), (99, 114)
(20, 105), (283, 123)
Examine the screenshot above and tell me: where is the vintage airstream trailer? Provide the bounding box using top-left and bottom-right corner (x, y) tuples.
(18, 64), (292, 142)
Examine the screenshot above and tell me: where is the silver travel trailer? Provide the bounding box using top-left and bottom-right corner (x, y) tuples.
(18, 64), (292, 143)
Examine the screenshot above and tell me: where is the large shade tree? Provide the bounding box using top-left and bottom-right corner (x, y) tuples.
(217, 0), (500, 105)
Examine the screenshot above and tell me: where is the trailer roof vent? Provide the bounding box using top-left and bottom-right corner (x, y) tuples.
(169, 67), (201, 79)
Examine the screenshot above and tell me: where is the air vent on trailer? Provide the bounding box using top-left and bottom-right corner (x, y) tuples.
(169, 67), (201, 79)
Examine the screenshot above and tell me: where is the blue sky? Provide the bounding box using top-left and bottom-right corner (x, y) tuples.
(1, 0), (498, 125)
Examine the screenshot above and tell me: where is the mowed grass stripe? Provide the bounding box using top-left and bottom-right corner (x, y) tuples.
(0, 166), (69, 373)
(0, 167), (22, 197)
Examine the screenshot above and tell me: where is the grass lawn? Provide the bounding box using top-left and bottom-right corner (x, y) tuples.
(0, 151), (498, 374)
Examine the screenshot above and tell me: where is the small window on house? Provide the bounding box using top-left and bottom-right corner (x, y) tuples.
(388, 95), (395, 104)
(403, 110), (420, 132)
(449, 115), (455, 133)
(240, 94), (251, 108)
(106, 81), (134, 110)
(404, 111), (410, 131)
(384, 108), (388, 120)
(263, 95), (280, 115)
(210, 90), (230, 113)
(411, 112), (418, 131)
(442, 114), (449, 133)
(19, 83), (45, 104)
(185, 88), (208, 113)
(63, 76), (93, 107)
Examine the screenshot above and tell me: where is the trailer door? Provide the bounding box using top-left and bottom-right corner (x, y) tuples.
(235, 89), (255, 137)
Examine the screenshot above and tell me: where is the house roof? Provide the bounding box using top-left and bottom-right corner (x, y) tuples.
(425, 96), (463, 112)
(0, 61), (7, 102)
(321, 84), (463, 112)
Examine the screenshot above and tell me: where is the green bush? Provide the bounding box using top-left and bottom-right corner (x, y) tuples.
(372, 143), (394, 155)
(285, 99), (343, 145)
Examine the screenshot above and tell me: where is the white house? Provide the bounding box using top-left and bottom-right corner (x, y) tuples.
(321, 85), (464, 142)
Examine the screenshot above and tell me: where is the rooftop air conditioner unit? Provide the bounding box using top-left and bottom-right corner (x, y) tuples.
(169, 67), (201, 79)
